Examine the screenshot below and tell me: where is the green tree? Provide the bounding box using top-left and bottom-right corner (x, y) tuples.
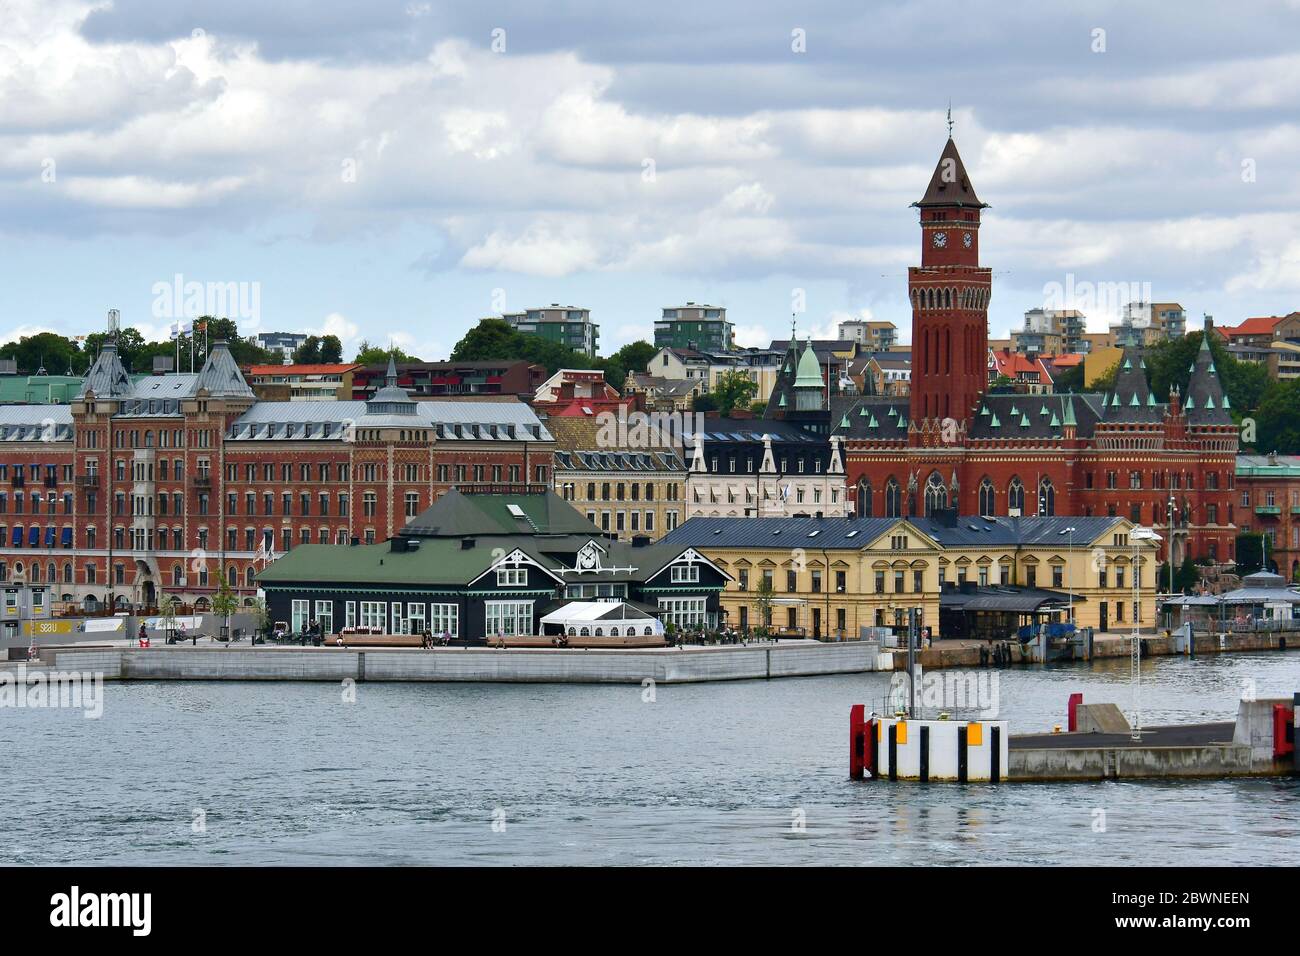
(1157, 556), (1200, 594)
(0, 332), (88, 375)
(212, 575), (239, 641)
(1250, 379), (1300, 455)
(319, 334), (343, 364)
(355, 340), (421, 364)
(753, 576), (775, 637)
(450, 318), (601, 379)
(293, 335), (323, 364)
(608, 340), (656, 374)
(691, 392), (718, 413)
(1234, 532), (1267, 575)
(712, 370), (758, 414)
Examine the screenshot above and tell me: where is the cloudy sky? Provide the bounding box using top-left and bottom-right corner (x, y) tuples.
(2, 0), (1299, 361)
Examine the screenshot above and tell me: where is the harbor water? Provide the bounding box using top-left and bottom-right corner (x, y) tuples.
(1, 650), (1297, 865)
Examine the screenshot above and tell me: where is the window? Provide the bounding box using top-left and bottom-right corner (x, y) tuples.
(658, 597), (707, 629)
(497, 567), (527, 587)
(738, 569), (749, 591)
(291, 599), (310, 633)
(486, 600), (533, 637)
(360, 601), (387, 630)
(884, 478), (901, 518)
(1052, 565), (1064, 588)
(405, 492), (419, 517)
(874, 570), (885, 593)
(670, 563), (700, 584)
(978, 478), (995, 516)
(314, 601), (333, 635)
(924, 472), (947, 515)
(1008, 477), (1025, 513)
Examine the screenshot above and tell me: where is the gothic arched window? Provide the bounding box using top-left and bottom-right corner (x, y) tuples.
(1008, 477), (1025, 514)
(924, 472), (948, 516)
(856, 479), (872, 517)
(1038, 476), (1056, 516)
(884, 478), (901, 518)
(978, 478), (996, 517)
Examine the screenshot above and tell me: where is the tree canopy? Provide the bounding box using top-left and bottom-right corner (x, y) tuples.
(354, 340), (421, 365)
(449, 318), (641, 391)
(293, 334), (344, 364)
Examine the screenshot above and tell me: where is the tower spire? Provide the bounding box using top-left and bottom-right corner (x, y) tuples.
(946, 101), (953, 138)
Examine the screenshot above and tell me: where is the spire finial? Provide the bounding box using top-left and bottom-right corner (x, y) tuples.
(946, 101), (953, 138)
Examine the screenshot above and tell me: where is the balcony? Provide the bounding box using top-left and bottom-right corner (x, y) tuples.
(1254, 505), (1281, 516)
(192, 474), (212, 490)
(76, 475), (100, 489)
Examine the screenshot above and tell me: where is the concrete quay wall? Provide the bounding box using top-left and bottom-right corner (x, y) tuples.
(1009, 744), (1257, 781)
(49, 641), (883, 685)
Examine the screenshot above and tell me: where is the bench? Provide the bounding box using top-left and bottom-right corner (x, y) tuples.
(328, 633), (424, 648)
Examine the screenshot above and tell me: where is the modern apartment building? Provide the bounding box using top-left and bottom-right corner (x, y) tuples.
(654, 304), (734, 352)
(502, 305), (599, 357)
(838, 319), (898, 351)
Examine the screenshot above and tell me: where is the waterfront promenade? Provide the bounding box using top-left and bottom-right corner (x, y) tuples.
(10, 625), (1292, 685)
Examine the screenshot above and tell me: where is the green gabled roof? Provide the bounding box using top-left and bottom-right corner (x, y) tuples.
(868, 414), (879, 428)
(402, 488), (597, 538)
(1185, 395), (1195, 409)
(859, 406), (869, 416)
(1063, 396), (1077, 427)
(1019, 414), (1030, 427)
(887, 405), (898, 416)
(839, 414), (850, 429)
(990, 413), (1001, 428)
(1050, 413), (1060, 427)
(778, 394), (787, 408)
(1040, 404), (1049, 416)
(1123, 358), (1132, 370)
(979, 405), (990, 416)
(1205, 394), (1215, 409)
(1129, 393), (1139, 406)
(1223, 393), (1231, 408)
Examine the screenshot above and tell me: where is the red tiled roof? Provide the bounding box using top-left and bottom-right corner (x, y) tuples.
(1226, 316), (1285, 336)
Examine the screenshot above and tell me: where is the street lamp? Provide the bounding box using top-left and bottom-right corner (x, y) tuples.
(1129, 525), (1162, 740)
(1059, 526), (1076, 623)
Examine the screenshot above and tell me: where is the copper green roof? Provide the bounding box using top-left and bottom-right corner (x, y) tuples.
(793, 341), (823, 388)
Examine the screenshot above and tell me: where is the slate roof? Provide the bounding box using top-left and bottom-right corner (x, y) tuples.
(907, 514), (1127, 549)
(967, 393), (1104, 440)
(1101, 348), (1163, 423)
(76, 343), (133, 399)
(0, 404), (73, 442)
(830, 395), (910, 440)
(660, 516), (902, 550)
(914, 137), (987, 209)
(1184, 329), (1233, 426)
(683, 417), (826, 444)
(227, 396), (551, 441)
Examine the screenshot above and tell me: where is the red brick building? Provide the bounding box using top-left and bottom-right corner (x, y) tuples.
(0, 348), (553, 619)
(811, 136), (1239, 569)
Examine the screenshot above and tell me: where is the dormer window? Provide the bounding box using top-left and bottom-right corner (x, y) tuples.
(496, 567), (527, 587)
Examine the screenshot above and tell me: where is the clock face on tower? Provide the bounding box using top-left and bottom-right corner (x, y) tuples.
(962, 232), (973, 248)
(932, 231), (948, 248)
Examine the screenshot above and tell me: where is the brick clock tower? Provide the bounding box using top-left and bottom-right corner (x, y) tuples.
(908, 135), (991, 444)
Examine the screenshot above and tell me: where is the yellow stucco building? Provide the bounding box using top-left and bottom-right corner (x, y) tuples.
(659, 514), (1157, 639)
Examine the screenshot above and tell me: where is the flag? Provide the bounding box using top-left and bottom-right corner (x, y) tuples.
(169, 319), (193, 341)
(255, 538), (268, 562)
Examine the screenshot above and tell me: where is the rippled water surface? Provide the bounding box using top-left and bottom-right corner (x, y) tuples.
(2, 651), (1297, 865)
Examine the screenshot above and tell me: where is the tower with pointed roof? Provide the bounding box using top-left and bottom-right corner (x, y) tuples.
(908, 133), (992, 443)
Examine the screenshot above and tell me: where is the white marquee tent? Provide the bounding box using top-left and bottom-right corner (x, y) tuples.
(539, 601), (665, 638)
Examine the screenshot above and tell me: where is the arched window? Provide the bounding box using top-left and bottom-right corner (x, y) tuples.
(924, 472), (948, 516)
(63, 563), (72, 583)
(609, 627), (620, 637)
(978, 478), (996, 517)
(1038, 477), (1056, 516)
(245, 567), (256, 588)
(30, 563), (39, 583)
(172, 564), (183, 586)
(1008, 477), (1025, 514)
(856, 479), (872, 517)
(884, 478), (902, 518)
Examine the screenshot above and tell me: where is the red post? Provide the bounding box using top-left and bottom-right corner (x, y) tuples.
(1068, 692), (1083, 732)
(1272, 704), (1295, 759)
(850, 704), (865, 779)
